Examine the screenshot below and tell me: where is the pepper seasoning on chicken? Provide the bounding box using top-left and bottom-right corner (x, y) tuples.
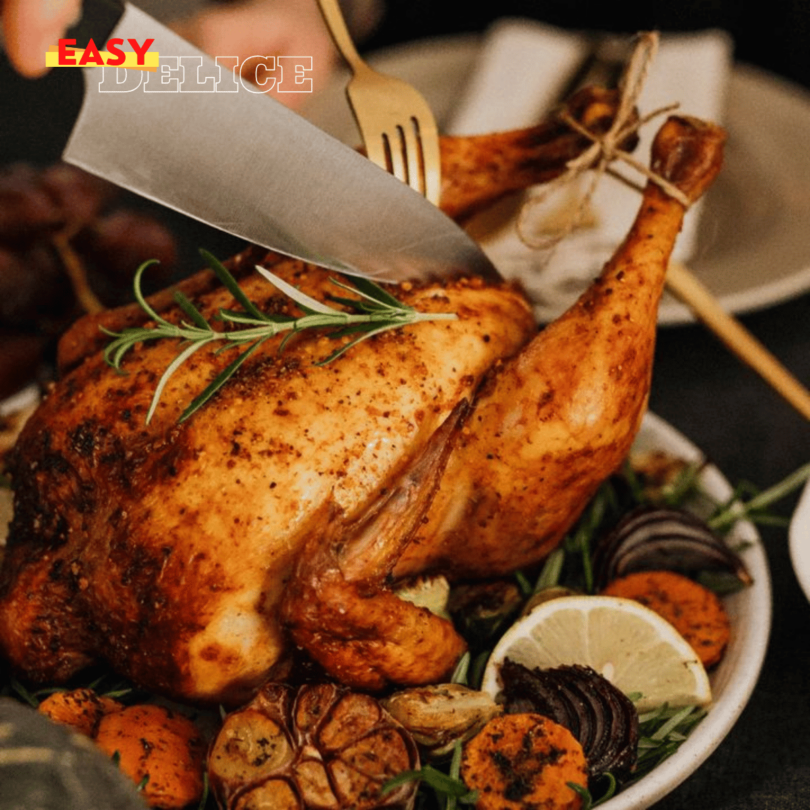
(0, 92), (725, 705)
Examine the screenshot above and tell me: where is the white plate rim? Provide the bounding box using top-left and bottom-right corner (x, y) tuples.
(596, 411), (772, 809)
(0, 397), (770, 807)
(304, 34), (810, 326)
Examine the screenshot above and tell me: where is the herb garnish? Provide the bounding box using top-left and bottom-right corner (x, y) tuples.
(389, 459), (810, 810)
(103, 250), (457, 424)
(382, 741), (478, 808)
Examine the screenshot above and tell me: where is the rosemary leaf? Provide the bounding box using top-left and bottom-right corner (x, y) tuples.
(709, 460), (810, 532)
(146, 338), (215, 424)
(103, 252), (457, 424)
(450, 651), (472, 685)
(132, 259), (169, 324)
(337, 274), (407, 309)
(177, 338), (268, 424)
(533, 547), (565, 593)
(174, 290), (212, 331)
(315, 321), (419, 365)
(382, 744), (477, 806)
(254, 262), (338, 316)
(200, 249), (267, 321)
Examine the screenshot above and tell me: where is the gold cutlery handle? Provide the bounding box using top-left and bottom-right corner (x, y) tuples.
(316, 0), (366, 74)
(667, 261), (810, 421)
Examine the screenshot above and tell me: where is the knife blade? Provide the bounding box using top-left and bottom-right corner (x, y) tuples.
(60, 1), (498, 283)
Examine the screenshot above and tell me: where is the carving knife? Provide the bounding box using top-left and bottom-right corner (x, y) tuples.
(29, 0), (498, 283)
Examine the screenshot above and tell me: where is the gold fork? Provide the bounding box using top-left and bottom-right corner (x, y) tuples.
(316, 0), (441, 205)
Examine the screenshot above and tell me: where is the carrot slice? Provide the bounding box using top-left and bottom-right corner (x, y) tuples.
(38, 688), (123, 737)
(95, 703), (207, 810)
(461, 713), (587, 810)
(602, 569), (731, 668)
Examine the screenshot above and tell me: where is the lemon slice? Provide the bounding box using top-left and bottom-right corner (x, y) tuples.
(480, 594), (712, 712)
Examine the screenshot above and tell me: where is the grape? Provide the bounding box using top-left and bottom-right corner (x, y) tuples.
(78, 209), (177, 306)
(0, 330), (50, 400)
(0, 161), (179, 395)
(0, 244), (71, 329)
(39, 163), (116, 232)
(0, 164), (65, 245)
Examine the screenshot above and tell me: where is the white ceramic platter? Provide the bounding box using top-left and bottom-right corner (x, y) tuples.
(304, 35), (810, 325)
(602, 412), (771, 809)
(0, 390), (772, 808)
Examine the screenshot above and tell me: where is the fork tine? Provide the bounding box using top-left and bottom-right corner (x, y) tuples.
(317, 0), (442, 206)
(386, 127), (409, 187)
(399, 119), (424, 193)
(404, 119), (424, 194)
(417, 118), (441, 206)
(358, 122), (389, 173)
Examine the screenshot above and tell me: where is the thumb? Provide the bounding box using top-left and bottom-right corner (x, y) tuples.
(2, 0), (83, 78)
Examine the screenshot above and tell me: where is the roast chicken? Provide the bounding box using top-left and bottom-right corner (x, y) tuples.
(0, 89), (725, 706)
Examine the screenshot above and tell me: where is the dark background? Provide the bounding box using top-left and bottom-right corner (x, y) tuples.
(367, 1), (810, 90)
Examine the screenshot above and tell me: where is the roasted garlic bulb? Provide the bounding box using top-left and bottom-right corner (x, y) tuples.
(208, 682), (419, 810)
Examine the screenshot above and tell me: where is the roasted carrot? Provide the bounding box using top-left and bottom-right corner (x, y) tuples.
(94, 703), (207, 810)
(37, 687), (124, 738)
(602, 570), (731, 667)
(461, 713), (588, 810)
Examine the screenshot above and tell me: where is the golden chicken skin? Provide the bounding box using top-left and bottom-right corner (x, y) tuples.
(0, 89), (725, 706)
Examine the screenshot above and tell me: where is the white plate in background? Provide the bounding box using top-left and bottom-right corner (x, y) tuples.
(304, 35), (810, 324)
(609, 412), (771, 809)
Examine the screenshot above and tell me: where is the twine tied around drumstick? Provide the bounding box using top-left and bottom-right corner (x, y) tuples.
(517, 30), (691, 251)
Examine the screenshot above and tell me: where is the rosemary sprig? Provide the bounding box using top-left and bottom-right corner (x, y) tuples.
(103, 251), (457, 424)
(631, 703), (708, 781)
(708, 460), (810, 532)
(382, 741), (478, 809)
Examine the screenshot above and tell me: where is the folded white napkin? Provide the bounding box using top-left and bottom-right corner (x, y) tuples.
(445, 19), (733, 320)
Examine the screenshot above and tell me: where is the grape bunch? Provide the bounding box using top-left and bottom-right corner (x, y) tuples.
(0, 161), (178, 398)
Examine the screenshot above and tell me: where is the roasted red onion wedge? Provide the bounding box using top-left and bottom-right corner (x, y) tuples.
(498, 659), (639, 781)
(592, 506), (752, 590)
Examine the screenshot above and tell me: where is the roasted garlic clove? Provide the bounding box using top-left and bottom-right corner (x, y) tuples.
(521, 585), (579, 617)
(208, 682), (419, 810)
(382, 684), (502, 757)
(592, 505), (752, 590)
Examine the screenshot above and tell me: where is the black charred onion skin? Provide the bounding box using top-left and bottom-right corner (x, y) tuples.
(592, 505), (752, 591)
(498, 659), (639, 781)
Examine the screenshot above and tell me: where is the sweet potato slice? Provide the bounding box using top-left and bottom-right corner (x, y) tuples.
(602, 570), (731, 668)
(37, 688), (124, 737)
(461, 713), (587, 810)
(94, 703), (207, 810)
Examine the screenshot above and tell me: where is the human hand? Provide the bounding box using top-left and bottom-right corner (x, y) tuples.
(1, 0), (83, 77)
(171, 0), (342, 108)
